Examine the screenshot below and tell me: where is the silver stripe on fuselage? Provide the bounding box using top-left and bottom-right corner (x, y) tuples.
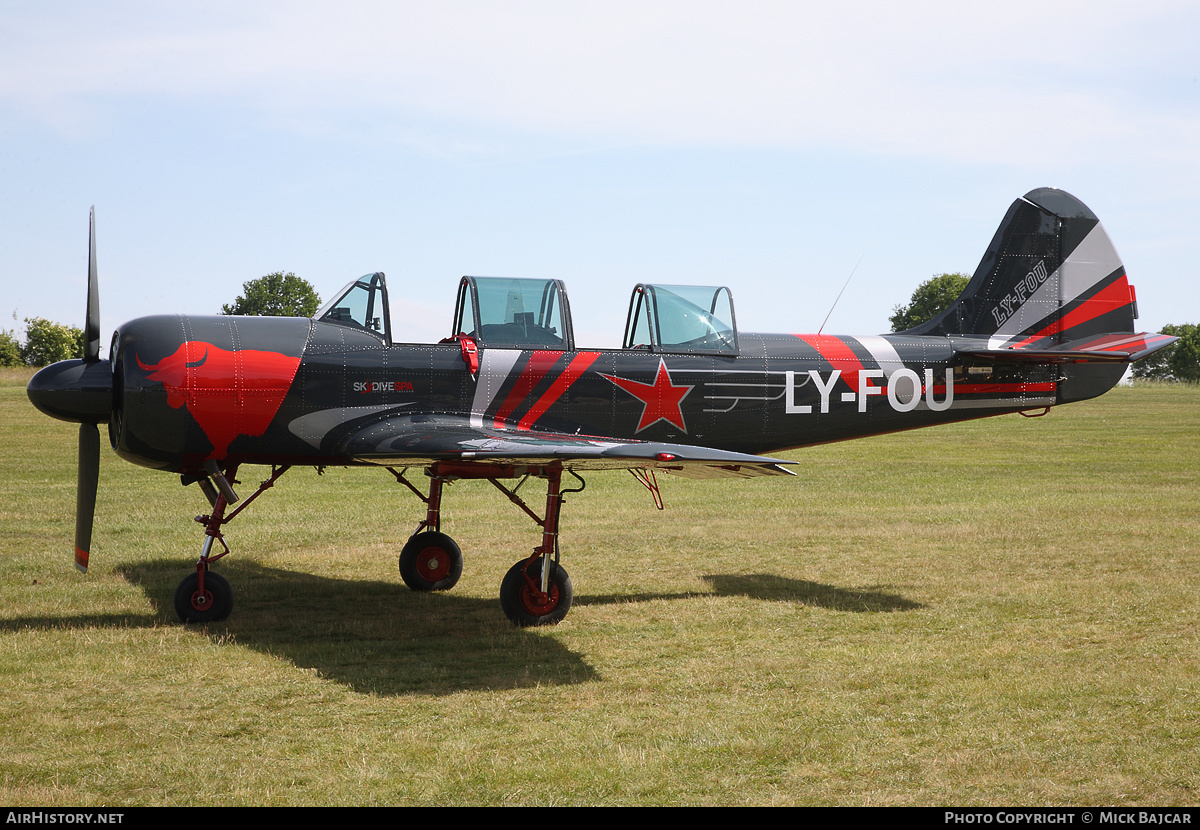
(853, 335), (906, 377)
(470, 349), (522, 428)
(288, 403), (414, 449)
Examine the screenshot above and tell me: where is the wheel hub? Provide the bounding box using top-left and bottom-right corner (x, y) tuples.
(520, 582), (559, 615)
(416, 547), (450, 580)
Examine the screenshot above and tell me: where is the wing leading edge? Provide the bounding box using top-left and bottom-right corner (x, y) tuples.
(309, 411), (795, 479)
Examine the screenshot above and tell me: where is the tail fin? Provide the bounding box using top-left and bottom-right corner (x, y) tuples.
(906, 188), (1138, 346)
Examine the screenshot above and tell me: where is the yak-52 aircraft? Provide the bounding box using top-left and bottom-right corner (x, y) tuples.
(28, 188), (1176, 626)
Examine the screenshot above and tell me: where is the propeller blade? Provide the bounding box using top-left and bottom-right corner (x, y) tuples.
(75, 422), (100, 573)
(84, 207), (101, 363)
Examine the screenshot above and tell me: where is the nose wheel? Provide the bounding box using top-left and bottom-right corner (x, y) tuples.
(174, 570), (234, 623)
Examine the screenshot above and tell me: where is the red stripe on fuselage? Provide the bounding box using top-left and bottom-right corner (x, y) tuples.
(793, 334), (874, 394)
(954, 382), (1058, 395)
(518, 351), (602, 431)
(493, 350), (563, 428)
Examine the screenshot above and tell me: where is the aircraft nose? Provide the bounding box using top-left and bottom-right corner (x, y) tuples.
(27, 359), (114, 424)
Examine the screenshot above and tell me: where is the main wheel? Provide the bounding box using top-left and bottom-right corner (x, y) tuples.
(500, 557), (573, 627)
(399, 531), (463, 592)
(174, 570), (234, 623)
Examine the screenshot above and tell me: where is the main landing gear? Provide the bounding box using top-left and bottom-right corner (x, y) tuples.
(499, 556), (573, 627)
(173, 461), (583, 627)
(390, 462), (582, 626)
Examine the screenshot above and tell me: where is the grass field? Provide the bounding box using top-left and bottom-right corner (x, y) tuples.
(1, 367), (1197, 805)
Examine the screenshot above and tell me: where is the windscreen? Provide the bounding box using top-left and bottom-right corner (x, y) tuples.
(648, 285), (737, 353)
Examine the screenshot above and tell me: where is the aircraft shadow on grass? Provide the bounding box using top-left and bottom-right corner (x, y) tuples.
(702, 574), (924, 612)
(115, 559), (595, 695)
(3, 564), (922, 695)
(578, 574), (924, 613)
(2, 560), (595, 696)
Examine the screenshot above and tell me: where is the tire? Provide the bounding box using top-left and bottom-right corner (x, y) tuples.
(174, 570), (234, 623)
(399, 531), (463, 592)
(499, 558), (573, 627)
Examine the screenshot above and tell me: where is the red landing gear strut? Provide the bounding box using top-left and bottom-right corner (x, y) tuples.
(173, 463), (290, 623)
(389, 462), (582, 626)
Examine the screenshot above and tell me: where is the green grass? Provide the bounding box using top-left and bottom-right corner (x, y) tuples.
(2, 367), (1198, 805)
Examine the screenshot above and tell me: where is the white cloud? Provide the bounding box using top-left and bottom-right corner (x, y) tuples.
(4, 1), (1197, 165)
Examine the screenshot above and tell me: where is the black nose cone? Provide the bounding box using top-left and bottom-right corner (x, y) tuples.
(27, 359), (114, 424)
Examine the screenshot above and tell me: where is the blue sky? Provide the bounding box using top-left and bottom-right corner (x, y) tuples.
(2, 1), (1197, 350)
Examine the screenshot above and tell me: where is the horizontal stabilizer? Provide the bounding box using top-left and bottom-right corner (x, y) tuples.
(958, 332), (1179, 364)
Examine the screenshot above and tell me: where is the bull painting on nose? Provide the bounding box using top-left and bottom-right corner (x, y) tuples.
(137, 341), (302, 458)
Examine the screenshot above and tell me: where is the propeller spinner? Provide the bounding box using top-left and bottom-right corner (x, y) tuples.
(26, 208), (113, 572)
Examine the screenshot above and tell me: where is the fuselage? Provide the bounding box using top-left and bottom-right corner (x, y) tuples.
(100, 312), (1119, 474)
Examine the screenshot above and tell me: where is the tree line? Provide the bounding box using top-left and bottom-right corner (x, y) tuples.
(0, 317), (85, 367)
(3, 272), (321, 368)
(1129, 323), (1200, 382)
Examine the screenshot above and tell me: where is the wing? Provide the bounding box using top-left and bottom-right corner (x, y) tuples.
(291, 408), (794, 479)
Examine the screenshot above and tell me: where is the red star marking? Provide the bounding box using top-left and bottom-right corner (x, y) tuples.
(602, 359), (693, 433)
